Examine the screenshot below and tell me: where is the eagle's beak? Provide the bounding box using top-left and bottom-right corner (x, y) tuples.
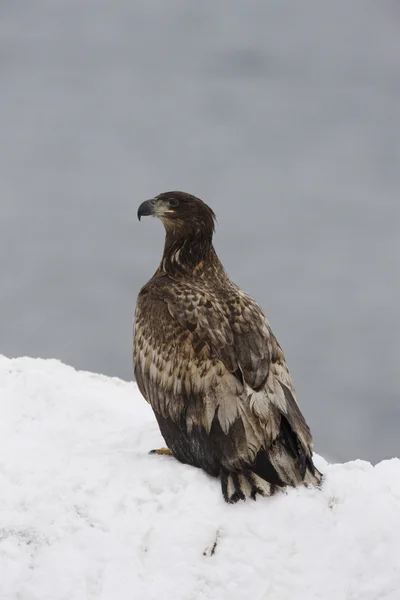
(137, 199), (156, 221)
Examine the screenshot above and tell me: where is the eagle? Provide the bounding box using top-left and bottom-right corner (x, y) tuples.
(134, 191), (322, 503)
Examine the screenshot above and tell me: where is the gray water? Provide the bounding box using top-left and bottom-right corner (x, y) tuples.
(1, 0), (399, 463)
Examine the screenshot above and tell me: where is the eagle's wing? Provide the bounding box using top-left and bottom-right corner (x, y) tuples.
(134, 274), (317, 488)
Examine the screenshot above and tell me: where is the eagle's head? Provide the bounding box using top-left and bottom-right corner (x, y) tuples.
(137, 191), (216, 238)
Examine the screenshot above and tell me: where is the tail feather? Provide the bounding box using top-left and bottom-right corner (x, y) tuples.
(221, 469), (277, 503)
(220, 452), (322, 504)
(303, 458), (323, 487)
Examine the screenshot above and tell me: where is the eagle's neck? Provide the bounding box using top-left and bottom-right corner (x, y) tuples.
(158, 229), (225, 278)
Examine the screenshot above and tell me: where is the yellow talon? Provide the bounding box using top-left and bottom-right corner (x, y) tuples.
(149, 447), (172, 456)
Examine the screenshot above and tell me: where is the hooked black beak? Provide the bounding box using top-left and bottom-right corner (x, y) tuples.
(137, 199), (155, 221)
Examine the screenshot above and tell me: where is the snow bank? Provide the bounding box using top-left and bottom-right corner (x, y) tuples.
(1, 356), (399, 600)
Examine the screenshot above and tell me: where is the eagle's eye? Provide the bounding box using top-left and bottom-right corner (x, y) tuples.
(168, 198), (179, 208)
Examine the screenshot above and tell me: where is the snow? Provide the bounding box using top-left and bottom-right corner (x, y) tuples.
(1, 355), (400, 600)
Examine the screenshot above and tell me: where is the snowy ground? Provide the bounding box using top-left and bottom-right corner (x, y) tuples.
(1, 356), (400, 600)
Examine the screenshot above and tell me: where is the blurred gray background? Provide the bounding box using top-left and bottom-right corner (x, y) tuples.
(1, 0), (399, 463)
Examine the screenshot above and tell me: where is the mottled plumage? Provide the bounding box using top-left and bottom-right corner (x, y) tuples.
(134, 191), (322, 502)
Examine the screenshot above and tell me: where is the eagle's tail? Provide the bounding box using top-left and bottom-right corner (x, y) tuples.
(220, 469), (277, 503)
(220, 458), (322, 504)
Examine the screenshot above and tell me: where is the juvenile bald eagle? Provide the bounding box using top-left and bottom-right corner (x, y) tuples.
(134, 191), (322, 503)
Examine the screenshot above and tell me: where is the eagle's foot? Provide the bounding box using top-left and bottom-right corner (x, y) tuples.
(149, 447), (172, 456)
